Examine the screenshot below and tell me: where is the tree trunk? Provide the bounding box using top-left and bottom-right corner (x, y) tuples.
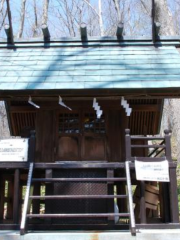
(98, 0), (104, 36)
(112, 0), (122, 23)
(0, 102), (10, 138)
(17, 0), (26, 38)
(154, 0), (176, 35)
(33, 0), (38, 37)
(42, 0), (49, 25)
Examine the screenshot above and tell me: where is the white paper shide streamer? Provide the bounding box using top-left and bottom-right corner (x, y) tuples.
(28, 96), (40, 109)
(121, 97), (132, 116)
(93, 98), (103, 119)
(59, 96), (72, 111)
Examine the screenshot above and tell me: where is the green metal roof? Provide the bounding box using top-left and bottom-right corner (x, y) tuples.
(0, 41), (180, 92)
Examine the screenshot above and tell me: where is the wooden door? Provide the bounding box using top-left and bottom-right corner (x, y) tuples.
(56, 110), (107, 161)
(82, 112), (106, 160)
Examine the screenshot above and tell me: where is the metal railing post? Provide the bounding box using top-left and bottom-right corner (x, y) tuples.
(125, 161), (136, 236)
(20, 162), (34, 235)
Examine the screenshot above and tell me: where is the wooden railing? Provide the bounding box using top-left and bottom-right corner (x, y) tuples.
(125, 129), (179, 225)
(0, 131), (36, 229)
(125, 129), (172, 162)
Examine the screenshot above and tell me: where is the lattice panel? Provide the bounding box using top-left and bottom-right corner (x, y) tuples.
(59, 113), (79, 133)
(84, 113), (105, 133)
(49, 169), (108, 224)
(129, 99), (158, 105)
(128, 111), (156, 135)
(11, 112), (36, 136)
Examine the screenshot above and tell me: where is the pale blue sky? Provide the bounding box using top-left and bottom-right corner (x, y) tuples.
(0, 0), (179, 39)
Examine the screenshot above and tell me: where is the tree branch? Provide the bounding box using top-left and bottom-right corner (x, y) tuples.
(112, 0), (121, 22)
(140, 0), (151, 17)
(82, 0), (100, 18)
(0, 9), (7, 31)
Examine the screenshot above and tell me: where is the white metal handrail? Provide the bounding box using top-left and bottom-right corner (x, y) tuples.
(20, 162), (34, 235)
(125, 161), (136, 236)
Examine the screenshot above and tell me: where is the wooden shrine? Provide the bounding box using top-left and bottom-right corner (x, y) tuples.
(0, 3), (180, 234)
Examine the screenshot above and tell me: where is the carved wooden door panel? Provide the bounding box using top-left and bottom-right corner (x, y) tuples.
(57, 112), (81, 160)
(56, 110), (107, 161)
(82, 112), (107, 160)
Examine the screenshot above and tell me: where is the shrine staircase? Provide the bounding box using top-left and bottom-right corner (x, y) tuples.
(20, 161), (136, 236)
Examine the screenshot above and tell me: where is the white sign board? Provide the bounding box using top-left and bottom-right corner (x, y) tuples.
(135, 160), (169, 182)
(0, 139), (28, 162)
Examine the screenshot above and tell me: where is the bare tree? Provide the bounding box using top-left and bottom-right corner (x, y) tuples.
(42, 0), (49, 25)
(32, 0), (38, 37)
(112, 0), (121, 22)
(81, 0), (104, 36)
(0, 102), (9, 138)
(0, 0), (7, 32)
(98, 0), (104, 36)
(17, 0), (26, 38)
(154, 0), (176, 35)
(0, 0), (5, 16)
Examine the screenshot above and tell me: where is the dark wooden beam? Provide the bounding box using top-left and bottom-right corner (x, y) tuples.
(80, 23), (87, 41)
(116, 22), (124, 39)
(4, 24), (11, 40)
(169, 168), (179, 223)
(5, 0), (14, 44)
(13, 169), (20, 224)
(1, 88), (180, 101)
(152, 0), (155, 42)
(140, 181), (146, 224)
(41, 24), (50, 41)
(4, 24), (14, 44)
(8, 104), (160, 113)
(155, 22), (161, 37)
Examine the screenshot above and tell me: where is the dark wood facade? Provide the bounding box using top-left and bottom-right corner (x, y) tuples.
(7, 99), (162, 163)
(2, 97), (178, 233)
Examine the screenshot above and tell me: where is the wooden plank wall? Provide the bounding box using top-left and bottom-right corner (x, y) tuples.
(7, 99), (163, 163)
(36, 110), (55, 162)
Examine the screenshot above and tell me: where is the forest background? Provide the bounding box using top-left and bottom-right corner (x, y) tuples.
(0, 0), (180, 211)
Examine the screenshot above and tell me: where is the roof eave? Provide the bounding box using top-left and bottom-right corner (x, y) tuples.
(0, 36), (180, 48)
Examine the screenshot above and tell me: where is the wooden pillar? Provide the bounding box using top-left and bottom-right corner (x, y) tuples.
(28, 131), (36, 163)
(32, 182), (40, 214)
(169, 168), (179, 223)
(107, 110), (122, 162)
(164, 130), (179, 223)
(140, 181), (146, 224)
(107, 170), (114, 223)
(152, 0), (155, 42)
(19, 182), (23, 221)
(164, 130), (172, 161)
(125, 129), (131, 161)
(45, 169), (52, 224)
(0, 176), (5, 221)
(13, 169), (20, 224)
(117, 167), (127, 213)
(36, 110), (54, 163)
(159, 182), (171, 223)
